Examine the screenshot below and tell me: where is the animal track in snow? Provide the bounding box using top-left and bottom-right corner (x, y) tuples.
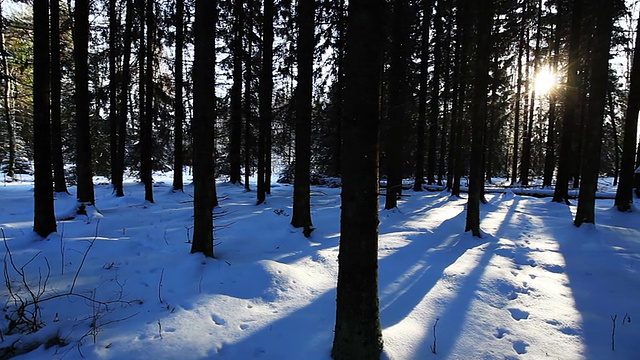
(508, 308), (530, 321)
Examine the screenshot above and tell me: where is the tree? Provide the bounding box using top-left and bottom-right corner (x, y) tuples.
(74, 0), (95, 211)
(291, 0), (315, 237)
(191, 0), (217, 257)
(384, 0), (411, 210)
(50, 0), (67, 193)
(115, 0), (134, 197)
(413, 0), (433, 192)
(552, 0), (582, 204)
(243, 0), (255, 191)
(257, 0), (273, 205)
(574, 0), (615, 226)
(140, 0), (155, 203)
(331, 0), (384, 358)
(109, 0), (119, 195)
(228, 0), (243, 185)
(33, 0), (56, 237)
(173, 0), (185, 192)
(614, 7), (640, 212)
(465, 0), (493, 237)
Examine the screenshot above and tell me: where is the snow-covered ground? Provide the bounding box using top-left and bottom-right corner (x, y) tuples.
(0, 173), (639, 359)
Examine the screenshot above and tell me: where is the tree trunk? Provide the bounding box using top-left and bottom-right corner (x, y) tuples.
(141, 0), (155, 203)
(465, 0), (493, 237)
(115, 0), (133, 197)
(0, 2), (14, 180)
(49, 0), (67, 193)
(33, 0), (57, 237)
(511, 10), (524, 186)
(243, 0), (254, 191)
(543, 10), (560, 187)
(615, 7), (640, 211)
(329, 0), (345, 178)
(173, 0), (184, 192)
(413, 0), (432, 192)
(74, 0), (95, 210)
(607, 91), (620, 186)
(291, 0), (314, 237)
(384, 0), (410, 210)
(574, 0), (614, 226)
(191, 0), (217, 257)
(229, 0), (243, 185)
(257, 0), (273, 205)
(109, 0), (119, 194)
(331, 0), (384, 357)
(552, 0), (582, 203)
(426, 0), (442, 185)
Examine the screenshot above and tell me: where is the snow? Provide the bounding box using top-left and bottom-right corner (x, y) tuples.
(1, 173), (639, 359)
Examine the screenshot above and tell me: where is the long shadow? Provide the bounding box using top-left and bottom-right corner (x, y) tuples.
(539, 201), (640, 359)
(378, 210), (475, 328)
(200, 289), (337, 359)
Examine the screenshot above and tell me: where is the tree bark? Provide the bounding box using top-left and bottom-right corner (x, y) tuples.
(331, 0), (384, 357)
(109, 0), (119, 194)
(291, 0), (315, 236)
(190, 0), (217, 257)
(243, 0), (254, 191)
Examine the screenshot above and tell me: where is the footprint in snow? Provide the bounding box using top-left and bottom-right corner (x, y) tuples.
(494, 328), (509, 339)
(513, 340), (528, 354)
(543, 264), (565, 274)
(239, 323), (250, 330)
(211, 314), (226, 326)
(508, 308), (530, 321)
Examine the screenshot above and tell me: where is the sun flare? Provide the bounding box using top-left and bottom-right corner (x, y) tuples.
(534, 66), (556, 96)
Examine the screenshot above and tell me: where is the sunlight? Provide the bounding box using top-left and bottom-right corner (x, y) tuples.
(533, 66), (556, 96)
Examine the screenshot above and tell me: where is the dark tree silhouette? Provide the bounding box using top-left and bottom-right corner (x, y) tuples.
(74, 0), (95, 211)
(50, 0), (67, 194)
(257, 0), (273, 205)
(331, 0), (384, 358)
(191, 0), (217, 257)
(173, 0), (185, 192)
(291, 0), (315, 237)
(228, 0), (243, 185)
(615, 7), (640, 212)
(33, 0), (56, 237)
(465, 0), (493, 237)
(574, 0), (615, 226)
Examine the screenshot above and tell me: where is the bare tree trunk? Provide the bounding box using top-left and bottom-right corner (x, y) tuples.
(331, 0), (384, 357)
(74, 0), (95, 210)
(465, 0), (493, 237)
(257, 0), (273, 205)
(173, 0), (184, 192)
(553, 0), (582, 203)
(191, 0), (217, 257)
(229, 0), (243, 185)
(291, 0), (315, 237)
(574, 0), (614, 226)
(33, 0), (57, 237)
(615, 7), (640, 211)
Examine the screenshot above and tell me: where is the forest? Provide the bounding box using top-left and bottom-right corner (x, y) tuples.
(1, 0), (640, 358)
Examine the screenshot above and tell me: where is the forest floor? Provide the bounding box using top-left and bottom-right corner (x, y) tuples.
(0, 173), (638, 359)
